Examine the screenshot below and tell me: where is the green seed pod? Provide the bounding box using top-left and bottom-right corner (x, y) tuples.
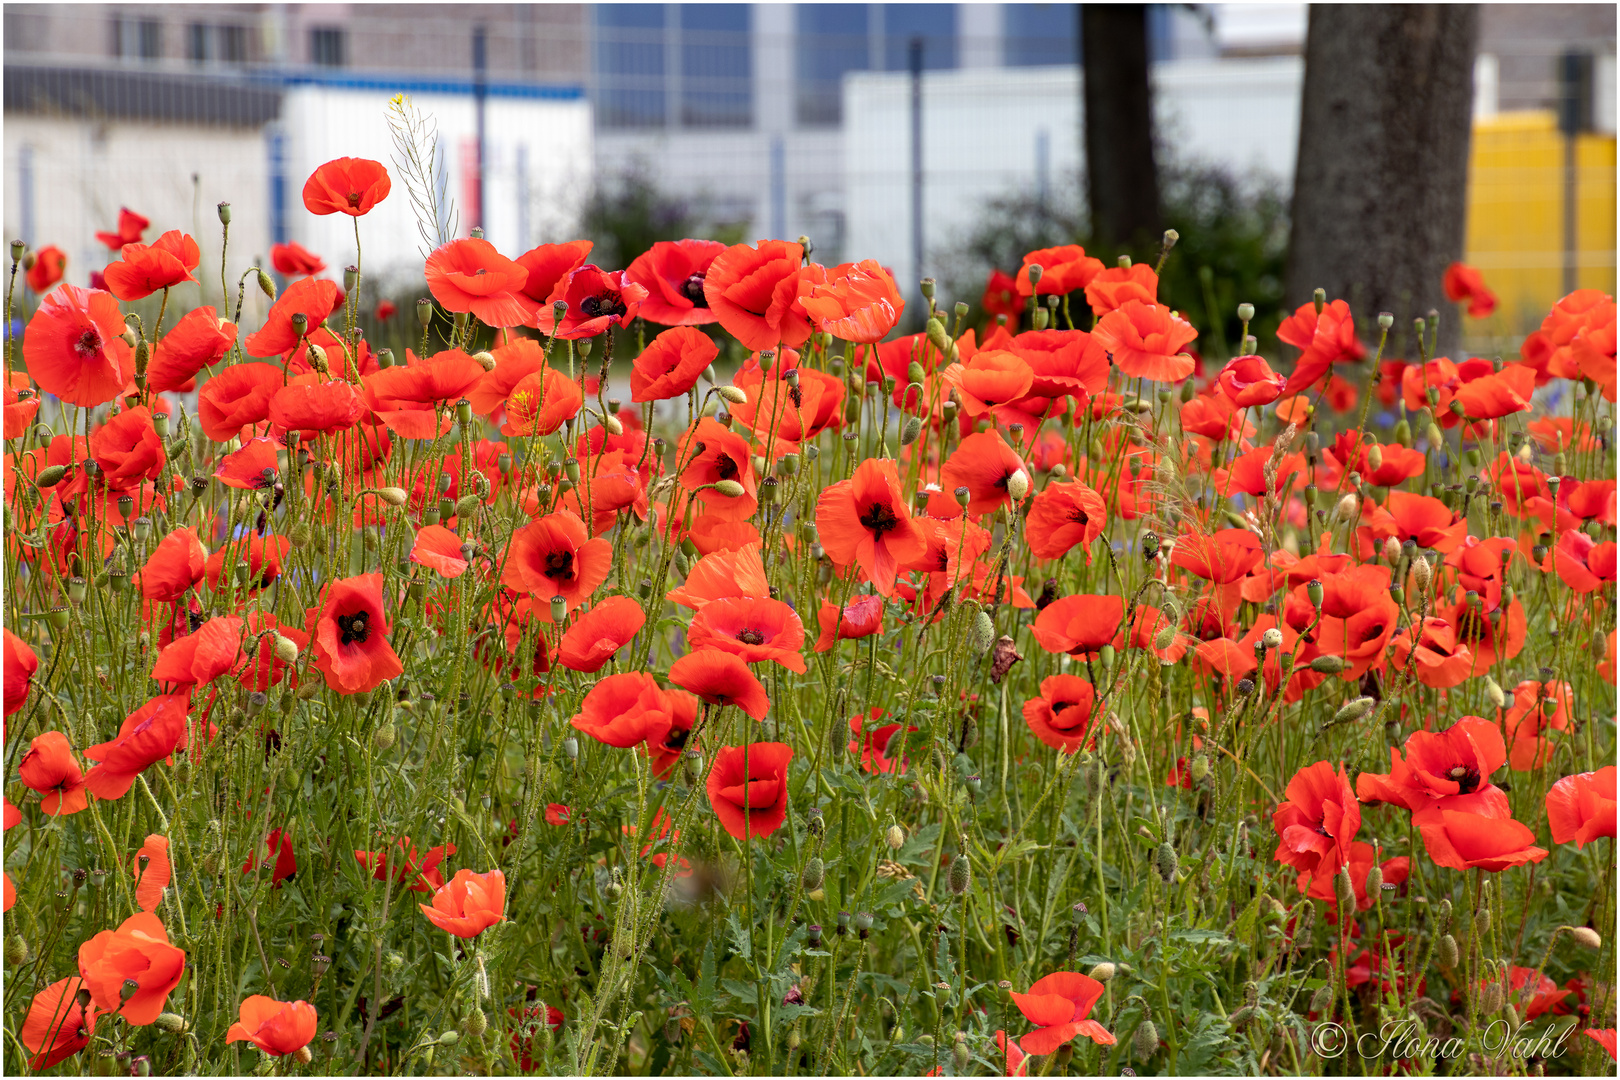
(438, 1030), (460, 1046)
(1189, 753), (1210, 784)
(34, 464), (68, 488)
(462, 1007), (488, 1037)
(1308, 985), (1333, 1015)
(5, 934), (30, 966)
(1332, 697), (1376, 724)
(1437, 933), (1460, 970)
(899, 415), (923, 446)
(949, 854), (971, 895)
(1475, 907), (1491, 936)
(682, 749), (702, 786)
(154, 1011), (188, 1033)
(1334, 866), (1355, 909)
(952, 1034), (970, 1072)
(373, 721), (397, 751)
(256, 268), (276, 300)
(1309, 655), (1346, 674)
(1306, 578), (1324, 608)
(1132, 1019), (1159, 1058)
(969, 606), (996, 655)
(1154, 842), (1178, 883)
(802, 857), (825, 892)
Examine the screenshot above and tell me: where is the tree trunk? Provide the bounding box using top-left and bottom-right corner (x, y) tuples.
(1081, 4), (1161, 251)
(1287, 5), (1480, 357)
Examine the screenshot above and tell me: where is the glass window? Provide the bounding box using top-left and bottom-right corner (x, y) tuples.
(881, 4), (956, 72)
(138, 19), (162, 60)
(220, 25), (248, 64)
(796, 4), (870, 126)
(189, 23), (210, 63)
(680, 5), (752, 128)
(1004, 4), (1078, 67)
(311, 26), (345, 67)
(595, 5), (667, 128)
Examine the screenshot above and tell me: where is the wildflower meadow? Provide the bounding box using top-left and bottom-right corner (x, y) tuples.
(1, 114), (1617, 1078)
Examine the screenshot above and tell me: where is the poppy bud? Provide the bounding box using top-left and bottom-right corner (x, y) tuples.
(256, 269), (276, 300)
(1088, 962), (1115, 982)
(1312, 287), (1325, 315)
(155, 1011), (188, 1033)
(1308, 985), (1333, 1014)
(1483, 676), (1505, 710)
(899, 415), (923, 446)
(1475, 907), (1491, 937)
(1260, 627), (1282, 650)
(5, 934), (29, 966)
(926, 317), (949, 353)
(952, 1033), (970, 1071)
(802, 857), (824, 892)
(1154, 842), (1178, 883)
(949, 853), (971, 895)
(718, 385), (748, 405)
(1426, 422), (1443, 447)
(1365, 862), (1384, 896)
(886, 823), (905, 850)
(1308, 655), (1344, 674)
(603, 413), (624, 436)
(35, 464), (67, 488)
(1331, 697), (1375, 724)
(1410, 555), (1432, 595)
(1005, 469), (1030, 502)
(1480, 981), (1502, 1015)
(970, 608), (996, 655)
(1334, 494), (1358, 520)
(713, 479), (746, 499)
(1133, 1018), (1159, 1058)
(1567, 925), (1602, 949)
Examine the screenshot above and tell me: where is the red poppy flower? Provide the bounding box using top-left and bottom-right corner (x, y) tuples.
(670, 648), (771, 720)
(145, 306), (237, 393)
(1014, 245), (1104, 297)
(103, 230), (200, 301)
(404, 524), (468, 579)
(1545, 767), (1617, 849)
(728, 352), (845, 446)
(814, 593), (885, 652)
(1307, 841), (1410, 913)
(568, 672), (674, 748)
(667, 542), (770, 610)
(1355, 716), (1510, 815)
(4, 372), (41, 437)
(1030, 594), (1123, 657)
(133, 527), (207, 603)
(88, 405), (165, 489)
(1413, 807), (1548, 873)
(646, 690), (699, 779)
(943, 349), (1035, 419)
(244, 276), (344, 358)
(196, 363), (282, 441)
(1552, 528), (1617, 593)
(1022, 675), (1100, 754)
(365, 348), (487, 409)
(226, 997), (318, 1057)
(816, 457), (926, 596)
(302, 157), (391, 216)
(270, 241), (326, 277)
(269, 378), (367, 436)
(706, 741), (794, 839)
(1010, 971), (1115, 1054)
(1271, 760), (1361, 893)
(625, 238), (728, 326)
(211, 439), (279, 497)
(309, 574), (402, 694)
(1278, 298), (1365, 396)
(515, 239), (593, 305)
(676, 417), (759, 519)
(702, 240), (813, 351)
(1083, 263), (1157, 316)
(798, 259), (905, 343)
(420, 868), (506, 938)
(22, 284), (134, 407)
(557, 595), (646, 672)
(1588, 1029), (1619, 1061)
(425, 238), (539, 327)
(1452, 362), (1536, 421)
(354, 836), (456, 893)
(631, 325), (719, 402)
(534, 264), (647, 339)
(21, 977), (99, 1069)
(19, 730), (88, 815)
(96, 206), (149, 251)
(1572, 309), (1616, 402)
(1443, 261), (1497, 318)
(846, 708), (917, 775)
(1092, 300), (1198, 382)
(1215, 354), (1286, 407)
(688, 595), (808, 673)
(150, 617), (245, 689)
(940, 430), (1030, 517)
(77, 911), (186, 1025)
(1005, 328), (1109, 401)
(501, 511), (613, 613)
(131, 833), (172, 912)
(1025, 481), (1107, 562)
(982, 269), (1021, 320)
(4, 628), (39, 719)
(82, 694), (190, 800)
(1171, 529), (1263, 583)
(466, 338), (547, 416)
(501, 364), (585, 437)
(1388, 616), (1476, 689)
(26, 244), (66, 293)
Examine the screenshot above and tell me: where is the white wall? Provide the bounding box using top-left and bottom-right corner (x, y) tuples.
(843, 57), (1304, 290)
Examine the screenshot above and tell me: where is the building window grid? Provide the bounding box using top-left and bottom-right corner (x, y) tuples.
(795, 5), (958, 128)
(311, 26), (346, 68)
(111, 16), (165, 62)
(594, 6), (753, 130)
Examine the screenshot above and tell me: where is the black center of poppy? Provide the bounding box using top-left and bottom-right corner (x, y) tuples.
(1447, 764), (1481, 794)
(543, 550), (575, 581)
(75, 329), (102, 358)
(737, 628), (766, 645)
(714, 454), (739, 481)
(341, 610), (371, 645)
(681, 273), (709, 307)
(347, 191), (362, 207)
(1069, 508), (1090, 525)
(581, 292), (627, 319)
(860, 501), (899, 534)
(664, 727), (689, 751)
(995, 471), (1014, 490)
(1050, 700), (1076, 713)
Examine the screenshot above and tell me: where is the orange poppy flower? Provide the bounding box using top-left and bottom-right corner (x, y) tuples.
(96, 206), (149, 251)
(89, 405), (165, 489)
(1412, 807), (1547, 873)
(1354, 716), (1510, 815)
(103, 230), (200, 301)
(646, 690), (699, 778)
(940, 430), (1029, 517)
(942, 349), (1034, 419)
(903, 514), (992, 599)
(225, 997), (318, 1058)
(309, 574), (403, 694)
(688, 595), (808, 673)
(20, 977), (98, 1069)
(1082, 262), (1157, 316)
(146, 306), (237, 393)
(354, 836), (456, 893)
(82, 694), (190, 800)
(1271, 760), (1360, 894)
(132, 833), (172, 912)
(515, 239), (593, 304)
(557, 595), (647, 673)
(670, 648), (771, 719)
(631, 325), (719, 402)
(365, 347), (486, 407)
(406, 524), (470, 579)
(1014, 245), (1104, 297)
(77, 911), (186, 1025)
(1553, 528), (1617, 593)
(26, 244), (66, 293)
(425, 238), (539, 327)
(1215, 353), (1286, 408)
(1545, 767), (1617, 849)
(302, 157), (391, 216)
(797, 259), (904, 343)
(464, 337), (543, 415)
(1277, 298), (1365, 396)
(1010, 971), (1115, 1054)
(534, 264), (647, 339)
(1170, 528), (1263, 583)
(1452, 362), (1536, 421)
(847, 708), (917, 775)
(1572, 310), (1616, 401)
(1285, 564), (1397, 679)
(243, 276), (344, 358)
(1388, 617), (1475, 689)
(1029, 594), (1122, 657)
(1432, 589), (1524, 669)
(22, 284), (133, 407)
(4, 628), (39, 719)
(1025, 481), (1107, 562)
(502, 364), (584, 437)
(1007, 328), (1109, 400)
(1443, 261), (1497, 318)
(625, 238), (728, 326)
(269, 378), (368, 436)
(501, 511), (613, 612)
(134, 527), (207, 603)
(982, 269), (1021, 319)
(271, 241), (326, 277)
(19, 730), (88, 815)
(196, 363), (283, 442)
(676, 417), (759, 520)
(814, 593), (885, 652)
(1092, 300), (1197, 383)
(702, 239), (813, 350)
(571, 672), (674, 747)
(150, 617), (245, 690)
(815, 457), (926, 597)
(706, 741), (793, 839)
(667, 542), (769, 610)
(1021, 675), (1100, 754)
(419, 868), (506, 938)
(728, 350), (844, 446)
